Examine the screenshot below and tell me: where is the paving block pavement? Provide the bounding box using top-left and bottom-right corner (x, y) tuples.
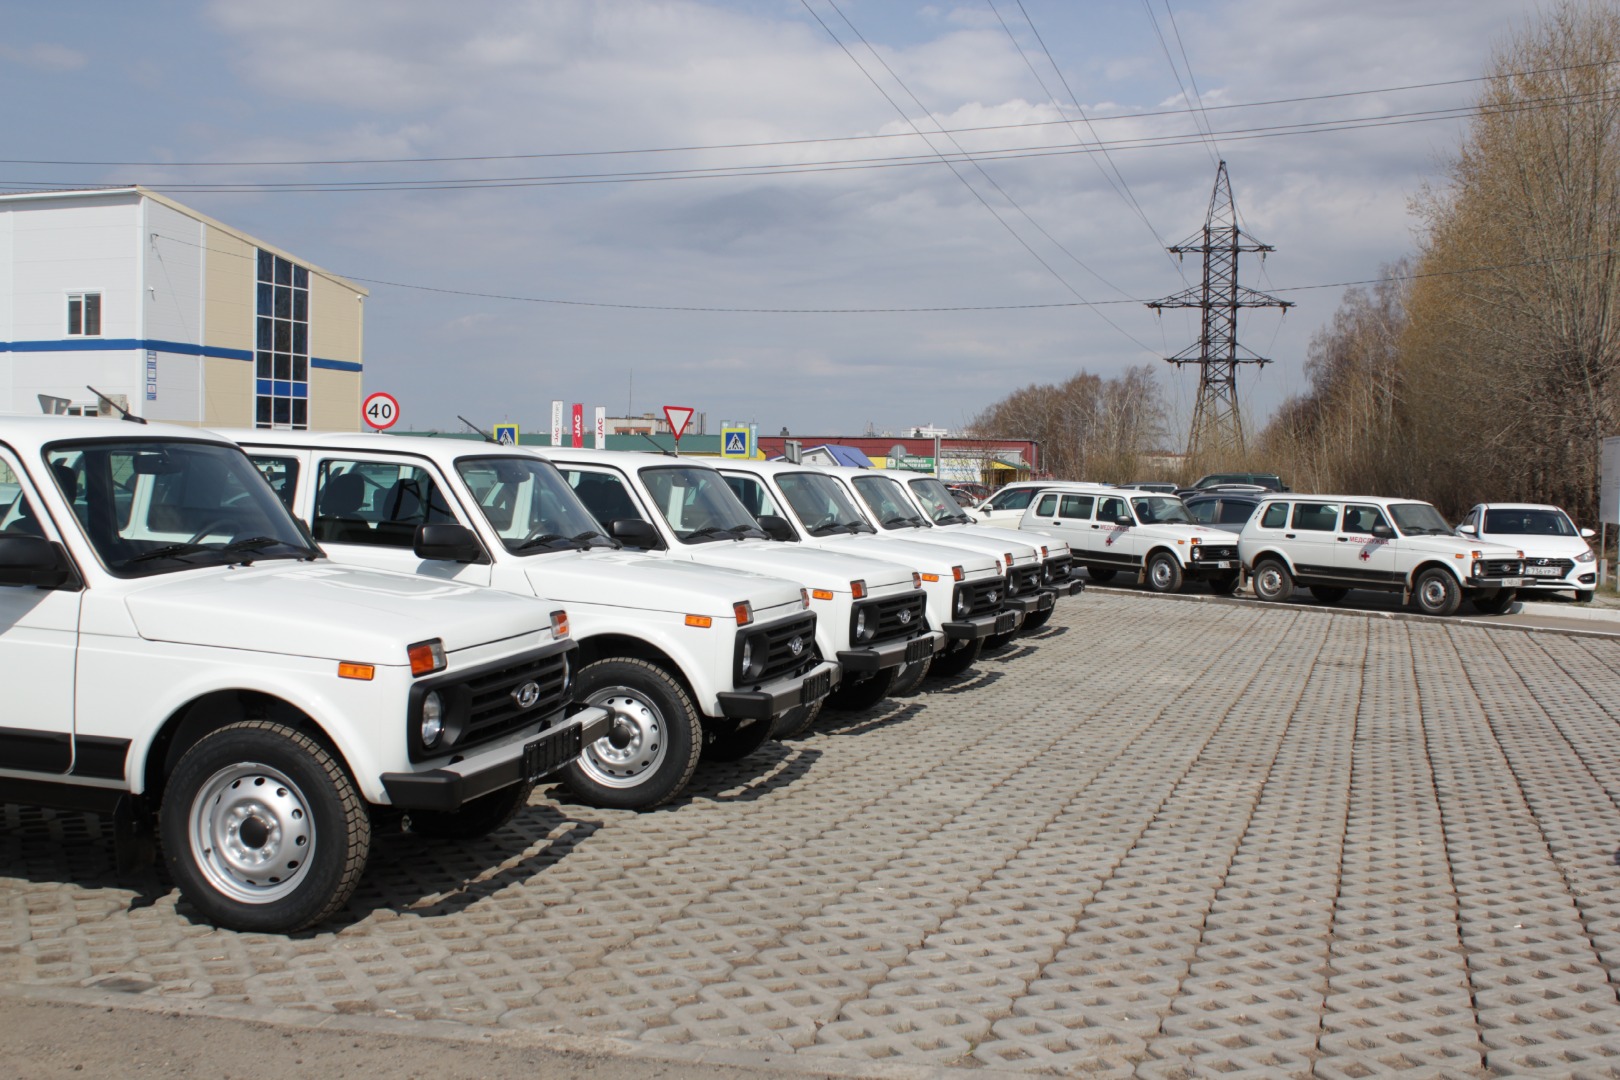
(5, 591), (1620, 1077)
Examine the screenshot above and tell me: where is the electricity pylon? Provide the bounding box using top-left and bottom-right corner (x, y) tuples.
(1147, 161), (1291, 458)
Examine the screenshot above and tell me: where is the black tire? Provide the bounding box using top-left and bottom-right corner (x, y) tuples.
(1576, 589), (1596, 603)
(407, 781), (535, 840)
(159, 720), (371, 934)
(826, 665), (898, 711)
(1208, 573), (1241, 596)
(701, 717), (774, 762)
(931, 638), (984, 678)
(1020, 606), (1054, 630)
(771, 696), (824, 739)
(1251, 559), (1294, 603)
(984, 624), (1021, 650)
(1470, 588), (1517, 616)
(1088, 568), (1117, 584)
(1410, 567), (1462, 617)
(1145, 551), (1184, 593)
(1309, 586), (1349, 605)
(559, 658), (702, 810)
(890, 654), (933, 696)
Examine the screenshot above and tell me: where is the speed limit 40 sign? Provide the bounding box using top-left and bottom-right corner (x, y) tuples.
(362, 391), (400, 430)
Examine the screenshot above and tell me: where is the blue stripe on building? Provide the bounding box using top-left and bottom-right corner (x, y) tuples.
(1, 339), (359, 372)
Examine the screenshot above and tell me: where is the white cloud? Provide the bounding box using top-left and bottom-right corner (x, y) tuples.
(0, 42), (86, 72)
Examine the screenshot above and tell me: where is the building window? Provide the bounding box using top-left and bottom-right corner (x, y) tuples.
(67, 293), (101, 336)
(254, 251), (310, 430)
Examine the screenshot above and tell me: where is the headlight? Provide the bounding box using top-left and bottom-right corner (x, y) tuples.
(1578, 547), (1596, 563)
(852, 605), (875, 643)
(738, 633), (768, 681)
(559, 651), (571, 696)
(1472, 560), (1484, 577)
(421, 691), (444, 749)
(954, 586), (971, 618)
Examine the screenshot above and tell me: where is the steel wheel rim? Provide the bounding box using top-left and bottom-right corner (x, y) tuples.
(1420, 577), (1449, 610)
(1257, 567), (1283, 599)
(581, 687), (667, 788)
(188, 762), (314, 905)
(1150, 559), (1174, 589)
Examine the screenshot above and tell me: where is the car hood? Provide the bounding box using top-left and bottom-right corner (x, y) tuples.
(125, 562), (550, 664)
(1400, 534), (1523, 558)
(528, 549), (807, 614)
(1477, 534), (1589, 559)
(937, 522), (1070, 557)
(811, 534), (999, 575)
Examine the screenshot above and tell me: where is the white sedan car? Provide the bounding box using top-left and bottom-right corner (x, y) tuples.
(1455, 503), (1598, 602)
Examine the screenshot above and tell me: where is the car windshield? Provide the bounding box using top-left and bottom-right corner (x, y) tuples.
(907, 477), (974, 525)
(775, 471), (875, 535)
(851, 475), (928, 530)
(1389, 502), (1452, 536)
(640, 466), (765, 542)
(1482, 508), (1576, 536)
(44, 438), (316, 577)
(455, 455), (609, 554)
(1132, 496), (1195, 525)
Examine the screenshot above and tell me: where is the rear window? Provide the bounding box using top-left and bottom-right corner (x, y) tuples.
(1291, 502), (1341, 532)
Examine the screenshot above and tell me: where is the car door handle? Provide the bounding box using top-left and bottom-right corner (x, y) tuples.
(1337, 537), (1348, 542)
(1285, 533), (1296, 538)
(1091, 524), (1100, 529)
(1050, 520), (1061, 526)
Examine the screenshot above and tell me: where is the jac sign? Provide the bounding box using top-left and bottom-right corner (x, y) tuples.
(362, 391), (400, 430)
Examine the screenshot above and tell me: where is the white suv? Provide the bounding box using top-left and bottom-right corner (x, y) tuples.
(232, 431), (834, 810)
(1456, 503), (1597, 603)
(1238, 495), (1526, 616)
(1018, 486), (1243, 594)
(0, 418), (607, 932)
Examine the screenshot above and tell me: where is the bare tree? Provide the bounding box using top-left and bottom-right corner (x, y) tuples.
(969, 366), (1167, 482)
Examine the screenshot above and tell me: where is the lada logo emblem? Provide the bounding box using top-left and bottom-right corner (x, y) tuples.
(511, 681), (542, 710)
(788, 636), (804, 656)
(987, 589), (1000, 605)
(898, 608), (912, 624)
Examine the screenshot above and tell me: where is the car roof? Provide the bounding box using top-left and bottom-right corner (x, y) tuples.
(530, 445), (718, 471)
(1, 415), (238, 454)
(222, 428), (560, 466)
(1475, 502), (1567, 512)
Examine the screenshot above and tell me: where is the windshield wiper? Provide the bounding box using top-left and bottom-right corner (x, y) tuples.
(219, 536), (310, 563)
(685, 525), (733, 541)
(881, 516), (919, 529)
(569, 530), (618, 550)
(845, 520), (876, 534)
(512, 533), (569, 552)
(129, 543), (210, 563)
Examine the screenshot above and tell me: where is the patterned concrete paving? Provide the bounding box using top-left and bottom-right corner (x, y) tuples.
(5, 591), (1620, 1077)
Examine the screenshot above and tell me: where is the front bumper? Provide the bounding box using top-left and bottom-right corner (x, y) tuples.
(944, 608), (1020, 641)
(381, 705), (613, 812)
(838, 631), (943, 673)
(1466, 575), (1526, 589)
(717, 659), (838, 721)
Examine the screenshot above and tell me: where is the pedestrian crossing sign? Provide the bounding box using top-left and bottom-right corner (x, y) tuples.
(722, 427), (751, 458)
(493, 423), (519, 446)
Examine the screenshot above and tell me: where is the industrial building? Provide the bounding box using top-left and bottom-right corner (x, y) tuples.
(0, 186), (364, 428)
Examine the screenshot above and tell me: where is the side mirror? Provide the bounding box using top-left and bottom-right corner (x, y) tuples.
(608, 517), (663, 550)
(756, 514), (797, 542)
(414, 523), (485, 563)
(1113, 515), (1134, 528)
(1371, 524), (1395, 539)
(0, 536), (75, 588)
(1457, 523), (1478, 537)
(1581, 527), (1596, 540)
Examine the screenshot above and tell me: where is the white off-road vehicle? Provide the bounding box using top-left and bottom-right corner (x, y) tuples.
(0, 417), (607, 933)
(1238, 495), (1527, 616)
(533, 447), (939, 722)
(818, 466), (1055, 646)
(969, 481), (1105, 526)
(718, 459), (1015, 679)
(232, 431), (833, 810)
(1018, 485), (1243, 594)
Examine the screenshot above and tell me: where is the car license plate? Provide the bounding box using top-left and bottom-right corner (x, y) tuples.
(1526, 566), (1561, 576)
(522, 723), (583, 782)
(1206, 560), (1231, 569)
(905, 637), (931, 664)
(1500, 577), (1523, 587)
(800, 669), (832, 704)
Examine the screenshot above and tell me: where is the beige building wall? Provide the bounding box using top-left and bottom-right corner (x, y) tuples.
(309, 273), (363, 431)
(201, 225), (256, 427)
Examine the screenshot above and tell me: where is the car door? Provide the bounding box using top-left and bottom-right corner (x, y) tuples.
(1284, 500), (1343, 582)
(0, 448), (82, 777)
(1334, 503), (1401, 585)
(1091, 494), (1139, 569)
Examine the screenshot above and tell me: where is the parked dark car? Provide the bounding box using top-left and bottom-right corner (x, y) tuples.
(1176, 472), (1289, 498)
(1183, 492), (1262, 533)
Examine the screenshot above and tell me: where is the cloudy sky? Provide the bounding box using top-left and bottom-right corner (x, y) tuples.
(2, 0), (1538, 443)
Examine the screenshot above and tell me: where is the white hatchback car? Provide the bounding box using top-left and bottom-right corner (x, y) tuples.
(1455, 503), (1597, 602)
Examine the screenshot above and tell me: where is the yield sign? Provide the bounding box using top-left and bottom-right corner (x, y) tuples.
(663, 405), (695, 441)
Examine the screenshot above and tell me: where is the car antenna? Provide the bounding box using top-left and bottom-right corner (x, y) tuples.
(457, 415), (499, 444)
(85, 385), (147, 424)
(640, 432), (676, 457)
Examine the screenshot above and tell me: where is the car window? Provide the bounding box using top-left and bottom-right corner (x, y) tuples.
(0, 457), (45, 539)
(1341, 504), (1390, 535)
(456, 456), (604, 552)
(1389, 502), (1451, 536)
(989, 487), (1035, 511)
(249, 455), (300, 511)
(1097, 496), (1129, 522)
(1259, 502), (1288, 529)
(641, 466), (760, 540)
(1034, 493), (1058, 516)
(1217, 499), (1257, 526)
(1059, 494), (1093, 518)
(564, 468), (648, 526)
(1132, 496), (1194, 525)
(1291, 502), (1340, 532)
(724, 474), (783, 519)
(853, 475), (922, 528)
(314, 459), (457, 547)
(1186, 498), (1216, 524)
